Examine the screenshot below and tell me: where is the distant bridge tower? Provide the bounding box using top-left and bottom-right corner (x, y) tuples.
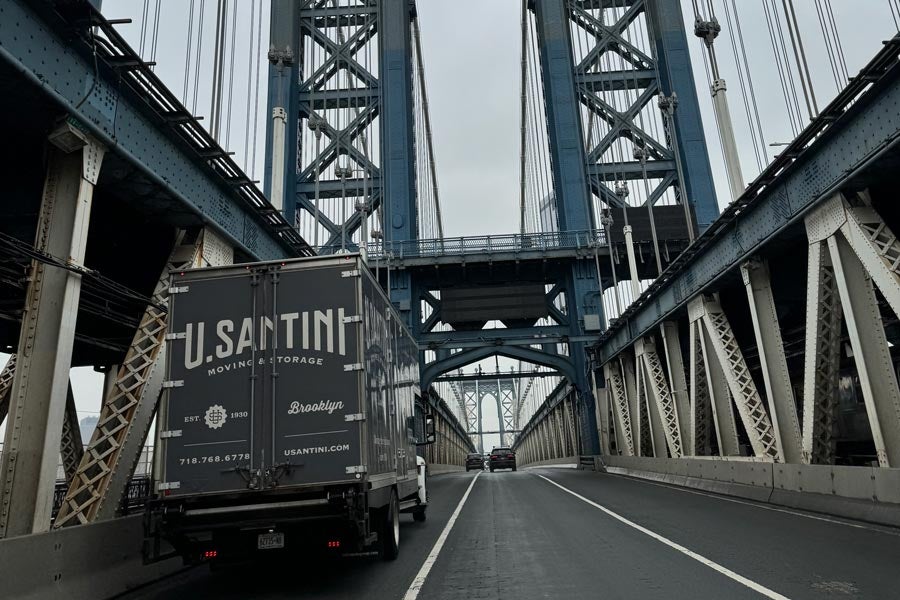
(461, 379), (519, 452)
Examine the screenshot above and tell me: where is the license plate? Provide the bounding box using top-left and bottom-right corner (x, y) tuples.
(257, 532), (284, 550)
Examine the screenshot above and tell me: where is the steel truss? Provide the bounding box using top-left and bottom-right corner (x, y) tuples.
(691, 295), (781, 460)
(54, 231), (208, 526)
(294, 1), (381, 250)
(635, 337), (682, 457)
(741, 259), (803, 464)
(542, 0), (717, 226)
(605, 361), (634, 456)
(804, 193), (900, 467)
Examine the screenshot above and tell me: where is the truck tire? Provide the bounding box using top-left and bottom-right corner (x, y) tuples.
(413, 506), (426, 522)
(381, 491), (400, 561)
(512, 465), (517, 472)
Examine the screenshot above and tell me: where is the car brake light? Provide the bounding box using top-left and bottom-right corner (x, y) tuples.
(507, 454), (513, 458)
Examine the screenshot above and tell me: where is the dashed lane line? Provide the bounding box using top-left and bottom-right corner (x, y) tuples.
(403, 471), (481, 600)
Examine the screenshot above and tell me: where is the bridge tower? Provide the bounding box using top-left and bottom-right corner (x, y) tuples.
(529, 0), (718, 452)
(265, 0), (419, 328)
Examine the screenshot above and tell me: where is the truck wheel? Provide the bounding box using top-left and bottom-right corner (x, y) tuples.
(413, 506), (426, 522)
(381, 491), (400, 561)
(512, 465), (517, 472)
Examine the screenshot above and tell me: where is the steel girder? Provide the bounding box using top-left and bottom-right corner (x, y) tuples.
(532, 0), (604, 455)
(1, 0), (305, 261)
(689, 304), (739, 457)
(0, 141), (104, 538)
(54, 231), (204, 527)
(421, 345), (577, 391)
(690, 295), (781, 460)
(805, 194), (900, 467)
(801, 240), (841, 465)
(635, 337), (682, 457)
(605, 361), (634, 455)
(0, 354), (16, 424)
(741, 259), (803, 464)
(687, 319), (712, 456)
(660, 321), (691, 446)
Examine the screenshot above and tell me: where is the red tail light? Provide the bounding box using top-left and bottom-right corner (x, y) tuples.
(327, 540), (341, 548)
(491, 455), (498, 460)
(203, 550), (218, 559)
(507, 454), (513, 458)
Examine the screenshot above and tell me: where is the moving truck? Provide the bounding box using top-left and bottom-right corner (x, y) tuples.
(143, 255), (434, 564)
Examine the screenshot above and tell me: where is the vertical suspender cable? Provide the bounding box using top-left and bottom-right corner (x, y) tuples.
(250, 0), (263, 179)
(191, 0), (206, 117)
(224, 0), (238, 148)
(413, 19), (444, 240)
(780, 0), (818, 118)
(519, 0), (529, 236)
(243, 0), (256, 171)
(183, 0), (196, 105)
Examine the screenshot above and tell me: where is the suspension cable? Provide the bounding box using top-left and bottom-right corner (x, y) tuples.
(182, 0), (195, 105)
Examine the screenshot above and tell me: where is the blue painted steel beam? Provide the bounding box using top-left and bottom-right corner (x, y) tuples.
(533, 0), (595, 233)
(422, 345), (578, 390)
(646, 0), (720, 230)
(533, 0), (603, 454)
(596, 39), (900, 364)
(1, 0), (303, 260)
(380, 0), (419, 330)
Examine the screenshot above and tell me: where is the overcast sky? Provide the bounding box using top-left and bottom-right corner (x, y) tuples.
(2, 1), (898, 447)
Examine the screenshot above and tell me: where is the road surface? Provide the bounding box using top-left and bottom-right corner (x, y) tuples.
(120, 467), (900, 599)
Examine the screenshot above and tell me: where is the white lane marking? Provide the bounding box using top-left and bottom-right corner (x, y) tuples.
(538, 474), (792, 600)
(404, 471), (481, 600)
(605, 471), (900, 537)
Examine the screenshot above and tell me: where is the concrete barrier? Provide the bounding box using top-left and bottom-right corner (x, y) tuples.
(603, 456), (900, 528)
(522, 456), (579, 469)
(427, 463), (466, 476)
(0, 515), (183, 600)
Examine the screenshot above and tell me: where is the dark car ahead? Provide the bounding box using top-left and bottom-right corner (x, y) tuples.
(489, 447), (516, 472)
(465, 452), (485, 471)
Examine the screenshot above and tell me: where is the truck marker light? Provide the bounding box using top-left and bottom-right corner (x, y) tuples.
(203, 550), (218, 559)
(327, 540), (341, 548)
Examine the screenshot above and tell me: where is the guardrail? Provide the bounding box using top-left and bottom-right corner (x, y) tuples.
(357, 229), (607, 260)
(52, 476), (151, 520)
(604, 456), (900, 527)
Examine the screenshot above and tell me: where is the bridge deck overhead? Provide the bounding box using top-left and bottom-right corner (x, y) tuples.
(0, 0), (311, 262)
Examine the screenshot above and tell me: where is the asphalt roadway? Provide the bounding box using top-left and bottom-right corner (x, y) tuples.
(118, 467), (900, 600)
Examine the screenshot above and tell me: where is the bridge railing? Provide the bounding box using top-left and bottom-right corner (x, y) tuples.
(362, 229), (607, 260)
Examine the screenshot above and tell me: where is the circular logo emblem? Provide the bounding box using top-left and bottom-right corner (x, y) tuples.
(204, 405), (227, 429)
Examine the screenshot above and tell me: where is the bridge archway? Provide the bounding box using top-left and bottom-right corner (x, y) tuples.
(421, 345), (576, 389)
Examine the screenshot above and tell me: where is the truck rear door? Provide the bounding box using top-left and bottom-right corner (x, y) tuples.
(162, 270), (256, 496)
(271, 261), (363, 486)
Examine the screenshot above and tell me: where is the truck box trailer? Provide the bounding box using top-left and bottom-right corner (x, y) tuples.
(144, 254), (433, 564)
